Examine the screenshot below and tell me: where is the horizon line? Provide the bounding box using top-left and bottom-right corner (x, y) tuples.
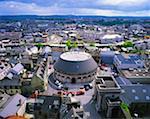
(0, 14), (150, 17)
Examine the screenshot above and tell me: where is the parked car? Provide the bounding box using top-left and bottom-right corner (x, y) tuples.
(67, 92), (76, 96)
(84, 84), (90, 90)
(55, 80), (60, 85)
(89, 83), (93, 89)
(76, 91), (85, 96)
(84, 85), (90, 91)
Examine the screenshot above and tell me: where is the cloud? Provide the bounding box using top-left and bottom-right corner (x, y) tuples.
(0, 1), (149, 16)
(79, 8), (150, 16)
(99, 0), (148, 6)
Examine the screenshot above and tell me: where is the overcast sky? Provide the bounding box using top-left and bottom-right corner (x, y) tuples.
(0, 0), (150, 16)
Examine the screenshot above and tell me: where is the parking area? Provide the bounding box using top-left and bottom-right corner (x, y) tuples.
(45, 71), (102, 118)
(42, 64), (102, 118)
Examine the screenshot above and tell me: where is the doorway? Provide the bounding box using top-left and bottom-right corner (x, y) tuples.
(71, 78), (76, 83)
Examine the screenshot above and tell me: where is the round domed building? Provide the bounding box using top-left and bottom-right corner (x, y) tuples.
(53, 51), (98, 83)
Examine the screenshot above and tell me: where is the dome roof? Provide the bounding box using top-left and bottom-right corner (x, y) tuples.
(54, 51), (98, 74)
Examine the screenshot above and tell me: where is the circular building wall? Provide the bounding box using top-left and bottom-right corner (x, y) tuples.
(54, 51), (98, 83)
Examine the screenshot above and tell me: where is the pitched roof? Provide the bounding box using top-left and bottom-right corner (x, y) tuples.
(0, 94), (26, 118)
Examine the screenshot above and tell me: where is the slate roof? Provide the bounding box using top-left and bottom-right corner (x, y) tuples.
(0, 93), (26, 118)
(120, 84), (150, 105)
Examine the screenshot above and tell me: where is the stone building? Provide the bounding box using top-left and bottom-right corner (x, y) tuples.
(54, 51), (98, 83)
(94, 75), (123, 118)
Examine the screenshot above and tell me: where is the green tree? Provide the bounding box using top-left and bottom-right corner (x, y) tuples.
(120, 102), (132, 119)
(37, 43), (44, 48)
(66, 39), (72, 49)
(123, 41), (133, 48)
(89, 42), (96, 47)
(72, 41), (78, 48)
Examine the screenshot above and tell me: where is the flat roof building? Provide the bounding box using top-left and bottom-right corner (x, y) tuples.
(120, 68), (150, 84)
(114, 54), (145, 70)
(94, 75), (122, 118)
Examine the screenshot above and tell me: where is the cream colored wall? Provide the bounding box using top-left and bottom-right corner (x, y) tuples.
(54, 70), (96, 83)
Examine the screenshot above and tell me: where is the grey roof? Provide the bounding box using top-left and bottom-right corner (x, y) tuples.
(8, 59), (18, 65)
(54, 53), (98, 75)
(120, 84), (150, 105)
(115, 77), (132, 85)
(114, 54), (145, 69)
(38, 95), (61, 112)
(0, 78), (21, 86)
(35, 95), (61, 118)
(12, 63), (24, 74)
(0, 93), (26, 118)
(0, 94), (10, 108)
(42, 46), (51, 54)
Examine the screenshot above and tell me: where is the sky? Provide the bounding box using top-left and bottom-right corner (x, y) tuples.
(0, 0), (150, 16)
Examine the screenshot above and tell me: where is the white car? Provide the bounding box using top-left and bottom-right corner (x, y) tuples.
(89, 83), (93, 87)
(58, 84), (63, 89)
(88, 83), (93, 89)
(55, 80), (60, 85)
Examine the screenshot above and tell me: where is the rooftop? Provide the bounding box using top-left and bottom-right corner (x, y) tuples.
(114, 53), (145, 69)
(0, 94), (10, 109)
(102, 34), (122, 39)
(0, 93), (26, 118)
(120, 69), (150, 83)
(54, 51), (98, 74)
(12, 63), (24, 74)
(122, 69), (150, 78)
(60, 51), (91, 62)
(120, 84), (150, 104)
(96, 75), (121, 92)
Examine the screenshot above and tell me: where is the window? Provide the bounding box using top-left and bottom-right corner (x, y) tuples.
(134, 96), (139, 100)
(67, 77), (70, 79)
(132, 89), (136, 93)
(142, 89), (147, 93)
(146, 96), (150, 100)
(15, 86), (19, 89)
(83, 76), (86, 79)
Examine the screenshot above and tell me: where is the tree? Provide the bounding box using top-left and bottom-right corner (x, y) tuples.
(120, 102), (132, 119)
(89, 42), (96, 47)
(72, 41), (78, 48)
(66, 39), (72, 49)
(123, 41), (133, 48)
(37, 43), (44, 48)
